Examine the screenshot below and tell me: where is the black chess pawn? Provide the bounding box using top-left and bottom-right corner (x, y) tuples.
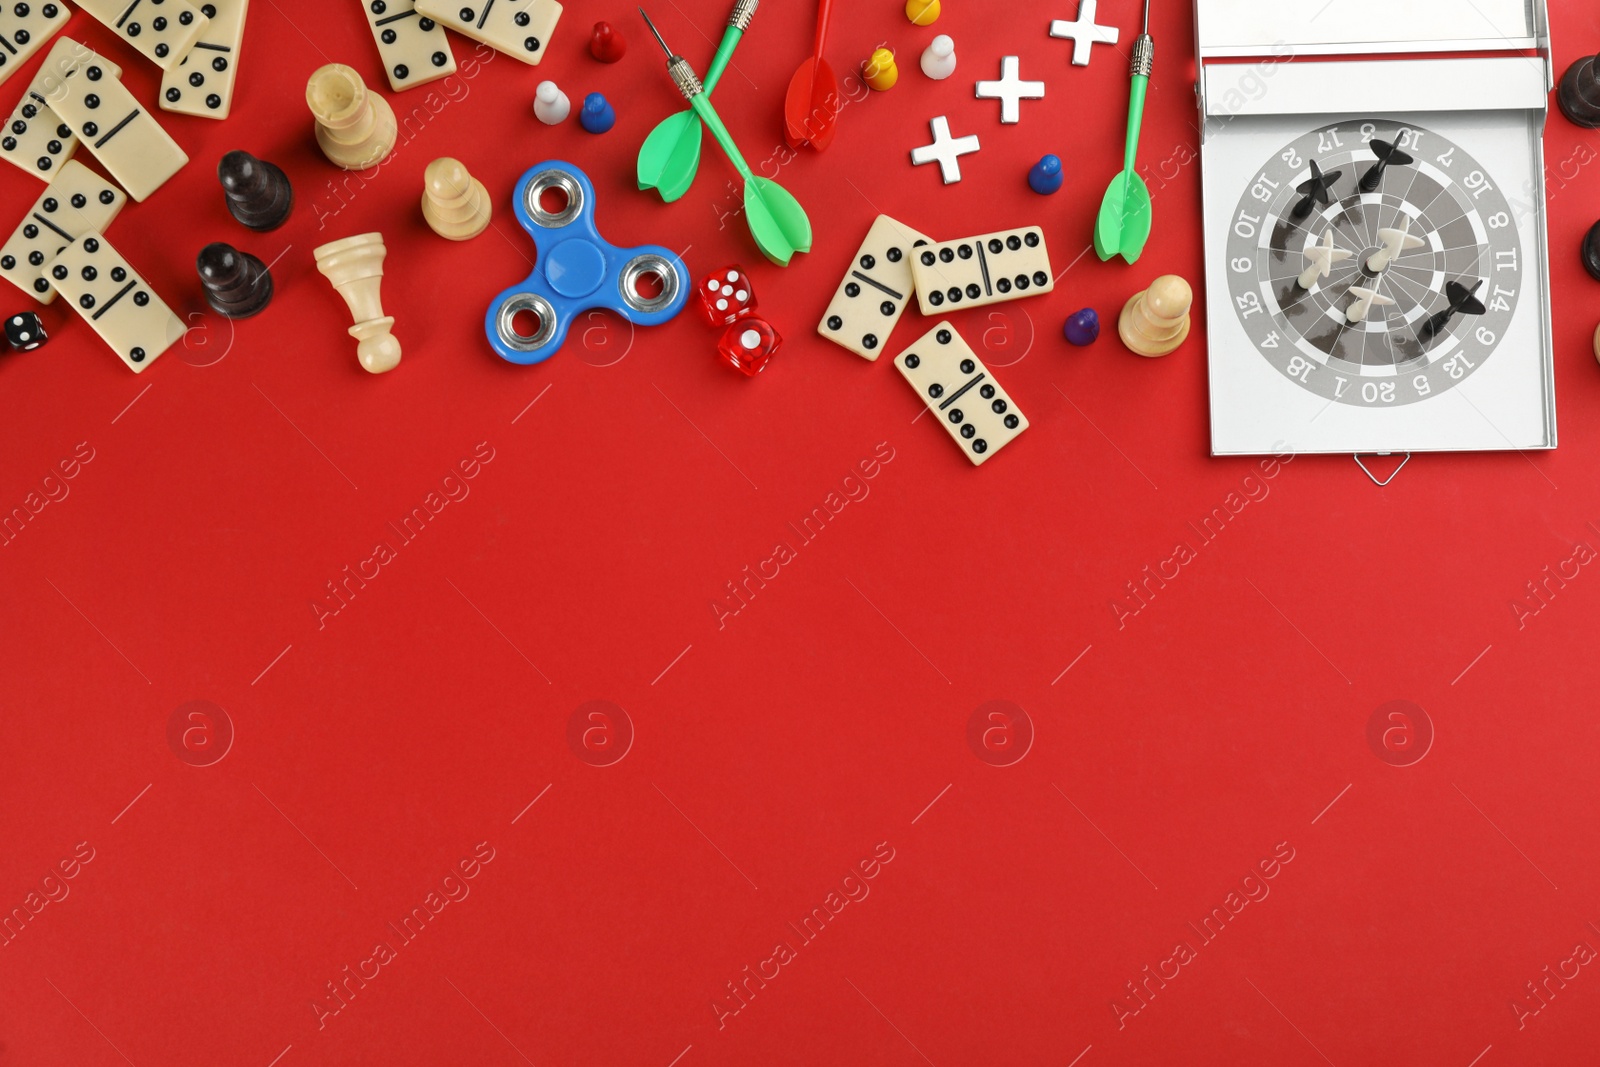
(1582, 219), (1600, 282)
(1419, 279), (1486, 343)
(1358, 138), (1415, 193)
(1559, 54), (1600, 128)
(1290, 159), (1343, 220)
(197, 243), (273, 319)
(218, 150), (293, 232)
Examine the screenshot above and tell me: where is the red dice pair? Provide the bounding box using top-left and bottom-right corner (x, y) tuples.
(696, 265), (781, 377)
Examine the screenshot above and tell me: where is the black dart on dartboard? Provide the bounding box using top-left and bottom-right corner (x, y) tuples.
(1290, 159), (1342, 220)
(1419, 279), (1487, 342)
(1359, 138), (1415, 193)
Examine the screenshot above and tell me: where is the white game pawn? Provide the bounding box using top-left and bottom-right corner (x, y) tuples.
(920, 34), (956, 80)
(1049, 0), (1119, 66)
(533, 80), (571, 125)
(1366, 215), (1424, 274)
(910, 115), (980, 184)
(1297, 229), (1352, 290)
(1345, 285), (1395, 324)
(974, 56), (1045, 124)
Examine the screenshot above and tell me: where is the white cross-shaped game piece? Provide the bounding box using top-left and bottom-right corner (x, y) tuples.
(974, 56), (1045, 124)
(1050, 0), (1120, 66)
(911, 116), (981, 184)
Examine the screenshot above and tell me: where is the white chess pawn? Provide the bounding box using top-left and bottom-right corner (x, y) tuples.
(1345, 285), (1396, 324)
(533, 81), (571, 125)
(920, 34), (956, 80)
(1297, 229), (1352, 290)
(1365, 216), (1424, 274)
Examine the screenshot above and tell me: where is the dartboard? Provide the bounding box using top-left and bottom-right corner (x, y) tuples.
(1223, 120), (1523, 407)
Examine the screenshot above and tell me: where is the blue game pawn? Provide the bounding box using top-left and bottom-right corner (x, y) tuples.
(1064, 307), (1100, 346)
(1029, 154), (1063, 195)
(580, 93), (616, 134)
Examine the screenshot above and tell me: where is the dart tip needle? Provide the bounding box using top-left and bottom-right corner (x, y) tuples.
(638, 7), (671, 56)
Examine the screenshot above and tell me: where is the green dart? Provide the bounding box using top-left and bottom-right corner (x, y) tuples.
(1093, 0), (1154, 264)
(639, 7), (812, 267)
(637, 0), (758, 203)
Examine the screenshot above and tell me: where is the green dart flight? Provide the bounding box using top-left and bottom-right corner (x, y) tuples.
(636, 0), (758, 203)
(1094, 0), (1154, 264)
(639, 7), (812, 267)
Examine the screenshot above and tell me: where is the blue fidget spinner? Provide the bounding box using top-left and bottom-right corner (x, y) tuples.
(486, 161), (689, 364)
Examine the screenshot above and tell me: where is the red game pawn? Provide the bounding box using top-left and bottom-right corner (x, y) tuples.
(590, 21), (627, 62)
(718, 317), (781, 377)
(696, 265), (757, 327)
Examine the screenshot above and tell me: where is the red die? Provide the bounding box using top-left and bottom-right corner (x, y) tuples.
(696, 265), (758, 327)
(717, 317), (781, 377)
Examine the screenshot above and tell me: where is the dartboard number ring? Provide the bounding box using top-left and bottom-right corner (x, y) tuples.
(1225, 120), (1522, 407)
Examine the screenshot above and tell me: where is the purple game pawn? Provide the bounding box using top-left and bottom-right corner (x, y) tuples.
(1064, 308), (1100, 346)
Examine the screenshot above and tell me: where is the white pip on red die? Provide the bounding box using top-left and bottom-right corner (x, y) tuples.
(696, 264), (757, 327)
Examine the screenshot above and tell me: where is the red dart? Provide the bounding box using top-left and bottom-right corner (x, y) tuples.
(783, 0), (839, 151)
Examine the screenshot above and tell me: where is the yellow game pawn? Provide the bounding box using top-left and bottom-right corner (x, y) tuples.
(422, 158), (491, 240)
(1118, 274), (1192, 357)
(906, 0), (940, 25)
(306, 64), (397, 170)
(863, 48), (899, 91)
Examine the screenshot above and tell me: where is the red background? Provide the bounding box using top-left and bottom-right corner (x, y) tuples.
(3, 1), (1600, 1064)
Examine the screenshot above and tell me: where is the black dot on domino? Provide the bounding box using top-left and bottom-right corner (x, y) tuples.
(134, 291), (150, 306)
(28, 250), (43, 265)
(1025, 232), (1040, 247)
(927, 291), (943, 306)
(420, 17), (436, 29)
(84, 238), (99, 252)
(860, 254), (875, 269)
(206, 94), (221, 109)
(1033, 271), (1048, 286)
(992, 399), (1008, 413)
(988, 239), (1002, 253)
(996, 278), (1011, 293)
(920, 251), (935, 266)
(946, 287), (961, 303)
(887, 247), (902, 262)
(1004, 415), (1018, 428)
(524, 37), (540, 52)
(980, 384), (995, 398)
(863, 335), (878, 349)
(111, 267), (126, 281)
(904, 353), (920, 368)
(879, 301), (894, 316)
(87, 66), (104, 81)
(960, 424), (975, 437)
(459, 7), (475, 20)
(85, 94), (100, 109)
(189, 71), (204, 86)
(948, 409), (964, 425)
(33, 278), (48, 293)
(131, 347), (146, 362)
(0, 255), (13, 270)
(42, 196), (57, 211)
(959, 359), (975, 373)
(166, 87), (181, 101)
(371, 0), (386, 11)
(936, 329), (952, 344)
(957, 244), (972, 259)
(965, 284), (979, 298)
(69, 193), (85, 208)
(202, 3), (216, 14)
(81, 265), (96, 281)
(845, 282), (859, 297)
(79, 294), (94, 309)
(1007, 235), (1021, 250)
(928, 384), (943, 398)
(83, 122), (98, 136)
(973, 440), (989, 454)
(431, 51), (448, 66)
(515, 11), (529, 24)
(99, 190), (115, 204)
(394, 64), (409, 79)
(1015, 275), (1030, 290)
(382, 28), (397, 43)
(938, 248), (954, 263)
(127, 22), (142, 37)
(22, 225), (37, 239)
(51, 265), (68, 279)
(826, 315), (842, 330)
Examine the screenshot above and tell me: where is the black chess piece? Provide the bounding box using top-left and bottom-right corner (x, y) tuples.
(197, 243), (273, 319)
(1419, 279), (1486, 343)
(4, 311), (47, 352)
(1559, 54), (1600, 128)
(1290, 159), (1343, 220)
(1582, 219), (1600, 282)
(1358, 138), (1414, 193)
(218, 150), (293, 232)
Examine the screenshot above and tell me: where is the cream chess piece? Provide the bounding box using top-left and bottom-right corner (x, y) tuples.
(920, 34), (956, 79)
(1118, 274), (1192, 357)
(1366, 215), (1424, 274)
(533, 80), (571, 124)
(1345, 285), (1395, 323)
(1298, 229), (1352, 290)
(422, 158), (491, 240)
(307, 64), (397, 170)
(315, 233), (401, 374)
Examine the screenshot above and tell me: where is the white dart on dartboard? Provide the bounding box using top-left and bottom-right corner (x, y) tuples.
(1345, 285), (1395, 323)
(1367, 215), (1425, 273)
(1298, 229), (1353, 289)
